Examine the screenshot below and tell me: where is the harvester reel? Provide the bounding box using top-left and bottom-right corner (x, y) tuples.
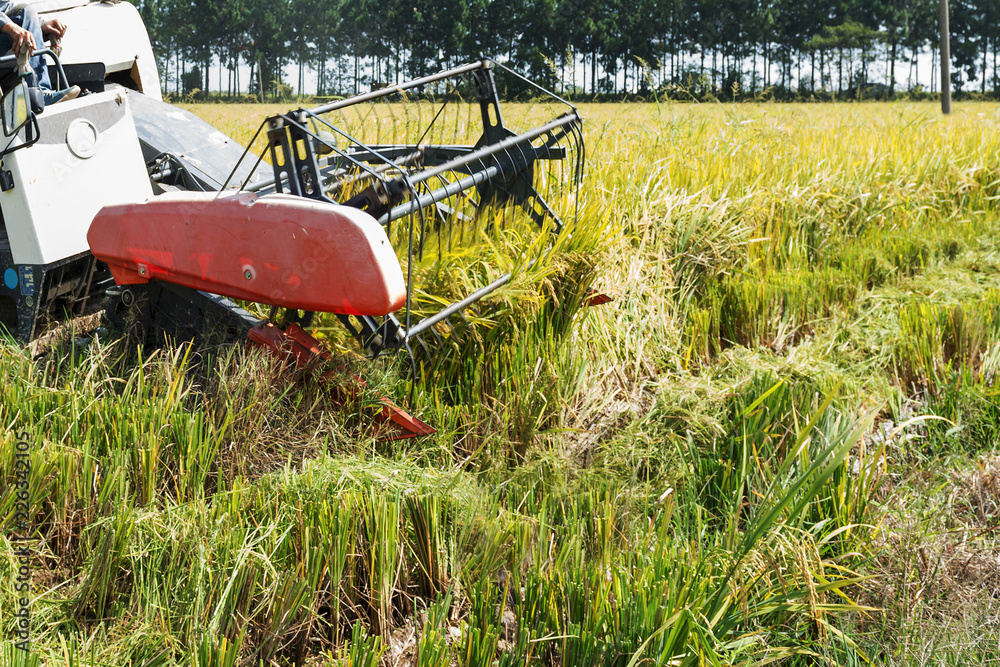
(224, 58), (585, 360)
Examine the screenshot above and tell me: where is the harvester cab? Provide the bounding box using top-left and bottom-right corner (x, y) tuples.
(0, 1), (586, 438)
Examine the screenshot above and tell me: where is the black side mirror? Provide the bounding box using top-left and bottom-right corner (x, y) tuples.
(1, 80), (29, 137)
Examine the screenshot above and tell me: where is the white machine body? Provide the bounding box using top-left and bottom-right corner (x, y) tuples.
(0, 89), (153, 265)
(0, 0), (181, 340)
(0, 0), (271, 342)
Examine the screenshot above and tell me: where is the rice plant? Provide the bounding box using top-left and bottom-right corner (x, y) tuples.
(2, 101), (1000, 665)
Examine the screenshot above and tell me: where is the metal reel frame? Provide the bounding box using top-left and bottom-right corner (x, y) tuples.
(224, 58), (585, 361)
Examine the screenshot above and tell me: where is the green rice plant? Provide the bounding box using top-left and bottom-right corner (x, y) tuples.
(414, 593), (452, 667)
(256, 571), (312, 663)
(0, 644), (41, 667)
(691, 408), (874, 662)
(895, 291), (1000, 394)
(455, 499), (517, 588)
(388, 203), (613, 453)
(22, 617), (178, 665)
(202, 518), (269, 641)
(15, 339), (222, 509)
(681, 305), (716, 365)
(684, 375), (798, 523)
(457, 579), (503, 667)
(359, 489), (402, 635)
(74, 506), (138, 620)
(494, 412), (873, 666)
(297, 492), (353, 644)
(192, 634), (242, 667)
(5, 101), (999, 665)
(691, 375), (884, 553)
(918, 367), (1000, 453)
(329, 622), (386, 667)
(406, 492), (453, 599)
(55, 634), (100, 667)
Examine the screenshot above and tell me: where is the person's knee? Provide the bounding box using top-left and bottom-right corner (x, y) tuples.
(9, 5), (39, 20)
(23, 8), (40, 30)
(10, 6), (42, 34)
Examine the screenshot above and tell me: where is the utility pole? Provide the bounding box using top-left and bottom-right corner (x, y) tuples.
(940, 0), (952, 114)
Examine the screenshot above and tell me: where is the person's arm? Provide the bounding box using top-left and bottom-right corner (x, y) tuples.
(1, 20), (35, 57)
(42, 19), (66, 39)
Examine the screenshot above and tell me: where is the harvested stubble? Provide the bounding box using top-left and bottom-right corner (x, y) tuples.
(1, 101), (1000, 665)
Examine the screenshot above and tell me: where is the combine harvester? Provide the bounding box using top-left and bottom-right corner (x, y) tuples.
(0, 0), (586, 438)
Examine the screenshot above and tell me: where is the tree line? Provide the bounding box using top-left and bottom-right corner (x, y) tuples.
(130, 0), (1000, 100)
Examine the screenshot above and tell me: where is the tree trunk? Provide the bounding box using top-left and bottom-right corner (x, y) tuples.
(763, 39), (768, 88)
(591, 51), (596, 95)
(810, 50), (815, 93)
(711, 48), (716, 90)
(700, 49), (705, 92)
(861, 46), (867, 89)
(889, 39), (897, 95)
(837, 47), (843, 97)
(931, 44), (936, 93)
(983, 33), (988, 93)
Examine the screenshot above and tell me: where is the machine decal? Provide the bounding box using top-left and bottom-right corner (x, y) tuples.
(18, 266), (33, 296)
(4, 267), (16, 290)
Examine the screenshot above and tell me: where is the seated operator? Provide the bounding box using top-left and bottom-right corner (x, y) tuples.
(0, 2), (78, 105)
